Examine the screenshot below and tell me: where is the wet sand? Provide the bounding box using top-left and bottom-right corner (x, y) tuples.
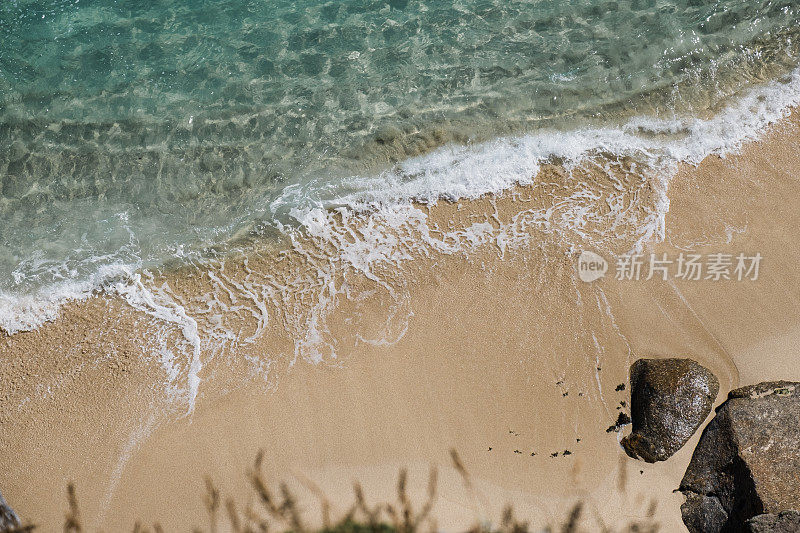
(2, 109), (800, 531)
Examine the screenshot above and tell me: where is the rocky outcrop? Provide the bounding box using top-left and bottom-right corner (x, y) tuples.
(620, 358), (719, 462)
(747, 511), (800, 533)
(680, 381), (800, 533)
(0, 490), (20, 532)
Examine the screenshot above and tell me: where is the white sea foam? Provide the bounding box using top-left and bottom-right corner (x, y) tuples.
(0, 262), (140, 335)
(108, 271), (203, 413)
(275, 66), (800, 253)
(2, 66), (800, 411)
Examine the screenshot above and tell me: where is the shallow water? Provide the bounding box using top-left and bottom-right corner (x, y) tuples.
(1, 0), (800, 332)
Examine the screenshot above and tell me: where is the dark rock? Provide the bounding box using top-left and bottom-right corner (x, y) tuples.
(747, 511), (800, 533)
(0, 490), (20, 531)
(621, 358), (718, 462)
(681, 492), (729, 533)
(606, 412), (631, 433)
(680, 381), (800, 533)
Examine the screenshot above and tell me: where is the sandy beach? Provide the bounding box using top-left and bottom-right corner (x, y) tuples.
(2, 106), (800, 531)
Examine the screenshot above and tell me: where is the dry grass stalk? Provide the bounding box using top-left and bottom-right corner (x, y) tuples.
(203, 477), (220, 533)
(249, 452), (282, 517)
(292, 472), (332, 530)
(450, 448), (488, 527)
(353, 482), (382, 528)
(63, 484), (81, 533)
(279, 483), (304, 532)
(248, 451), (307, 532)
(226, 499), (242, 533)
(385, 467), (438, 533)
(561, 503), (582, 533)
(416, 467), (438, 529)
(243, 502), (269, 533)
(42, 449), (661, 533)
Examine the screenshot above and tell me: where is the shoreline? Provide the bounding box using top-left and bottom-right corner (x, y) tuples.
(2, 107), (800, 530)
(4, 65), (800, 339)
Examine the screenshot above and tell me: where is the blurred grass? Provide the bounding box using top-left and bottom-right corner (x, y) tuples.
(0, 449), (659, 533)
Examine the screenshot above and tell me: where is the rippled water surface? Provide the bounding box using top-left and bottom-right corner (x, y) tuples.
(1, 0), (799, 328)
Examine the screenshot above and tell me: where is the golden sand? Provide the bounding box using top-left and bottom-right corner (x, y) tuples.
(2, 109), (800, 531)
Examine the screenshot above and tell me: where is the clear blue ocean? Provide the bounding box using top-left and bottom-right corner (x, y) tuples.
(2, 0), (800, 332)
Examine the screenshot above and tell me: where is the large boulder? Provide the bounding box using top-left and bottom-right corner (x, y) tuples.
(0, 490), (20, 531)
(680, 381), (800, 533)
(621, 358), (719, 462)
(747, 511), (800, 533)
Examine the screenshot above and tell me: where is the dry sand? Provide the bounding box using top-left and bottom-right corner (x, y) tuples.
(2, 109), (800, 531)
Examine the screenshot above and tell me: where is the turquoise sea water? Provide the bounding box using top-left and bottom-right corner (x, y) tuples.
(1, 0), (800, 331)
